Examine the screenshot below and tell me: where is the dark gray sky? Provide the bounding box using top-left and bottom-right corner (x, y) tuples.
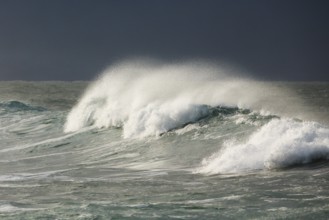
(1, 0), (328, 81)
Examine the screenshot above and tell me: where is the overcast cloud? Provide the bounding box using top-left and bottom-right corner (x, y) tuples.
(0, 0), (328, 81)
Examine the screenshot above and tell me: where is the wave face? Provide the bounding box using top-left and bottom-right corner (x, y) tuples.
(64, 60), (298, 138)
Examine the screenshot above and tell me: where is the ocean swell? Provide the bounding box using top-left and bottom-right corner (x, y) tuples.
(0, 101), (46, 112)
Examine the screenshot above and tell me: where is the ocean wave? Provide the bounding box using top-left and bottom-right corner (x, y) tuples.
(197, 118), (329, 174)
(0, 101), (46, 112)
(64, 60), (295, 138)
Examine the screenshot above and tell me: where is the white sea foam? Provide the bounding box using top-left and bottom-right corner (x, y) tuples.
(0, 204), (44, 212)
(175, 124), (202, 135)
(64, 60), (299, 138)
(197, 119), (329, 174)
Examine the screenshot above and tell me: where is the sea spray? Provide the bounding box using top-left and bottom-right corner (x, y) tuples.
(64, 60), (300, 138)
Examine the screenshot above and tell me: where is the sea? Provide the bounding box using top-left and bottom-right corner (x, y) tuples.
(1, 61), (329, 219)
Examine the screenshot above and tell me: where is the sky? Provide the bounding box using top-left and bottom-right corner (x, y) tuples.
(0, 0), (328, 81)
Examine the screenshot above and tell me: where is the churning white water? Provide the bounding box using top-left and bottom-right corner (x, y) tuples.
(198, 119), (329, 174)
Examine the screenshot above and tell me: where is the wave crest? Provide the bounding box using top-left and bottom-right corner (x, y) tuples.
(64, 60), (298, 138)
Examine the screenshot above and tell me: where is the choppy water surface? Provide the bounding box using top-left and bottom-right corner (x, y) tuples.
(1, 62), (329, 219)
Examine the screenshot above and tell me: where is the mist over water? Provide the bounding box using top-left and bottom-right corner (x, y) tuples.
(1, 60), (329, 219)
(64, 60), (309, 138)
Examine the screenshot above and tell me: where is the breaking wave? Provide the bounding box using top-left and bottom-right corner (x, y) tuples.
(63, 60), (329, 173)
(197, 118), (329, 174)
(64, 60), (296, 138)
